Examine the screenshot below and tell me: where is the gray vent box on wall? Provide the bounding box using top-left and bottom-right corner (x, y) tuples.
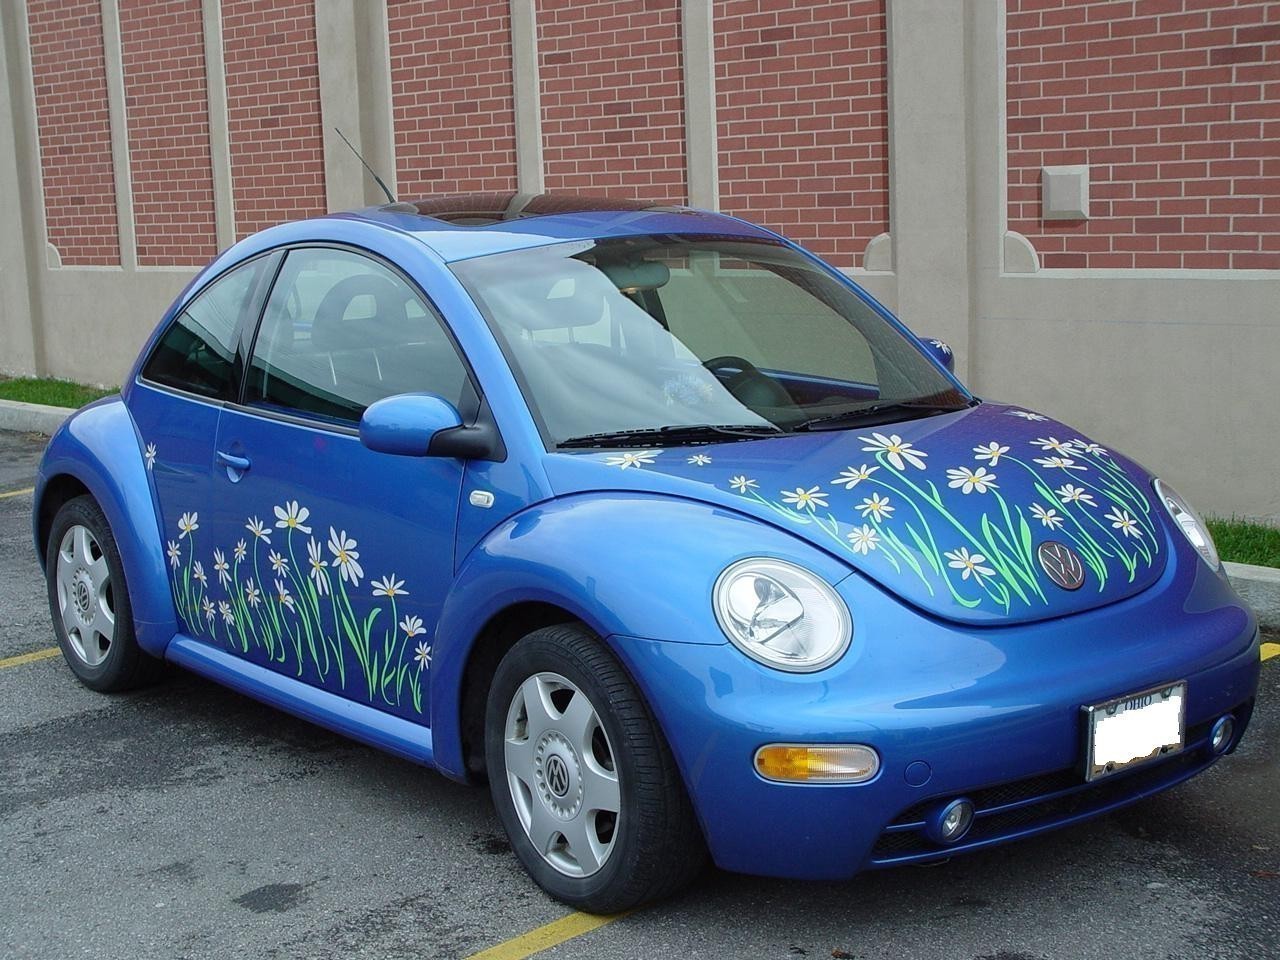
(1041, 165), (1090, 221)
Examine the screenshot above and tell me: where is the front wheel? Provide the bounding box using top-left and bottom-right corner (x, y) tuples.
(485, 624), (706, 913)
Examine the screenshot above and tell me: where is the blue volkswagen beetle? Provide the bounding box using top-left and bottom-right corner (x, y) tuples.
(34, 193), (1259, 912)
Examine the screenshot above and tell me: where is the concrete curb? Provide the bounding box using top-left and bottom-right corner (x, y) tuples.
(1225, 561), (1280, 632)
(0, 398), (70, 436)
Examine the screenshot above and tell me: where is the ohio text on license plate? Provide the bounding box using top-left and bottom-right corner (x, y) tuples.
(1084, 682), (1186, 782)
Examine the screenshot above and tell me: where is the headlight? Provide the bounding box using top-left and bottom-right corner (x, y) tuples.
(713, 558), (852, 672)
(1153, 478), (1220, 570)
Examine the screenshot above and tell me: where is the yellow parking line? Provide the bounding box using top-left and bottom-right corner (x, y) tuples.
(0, 647), (60, 669)
(0, 486), (34, 499)
(463, 911), (625, 960)
(1262, 642), (1279, 663)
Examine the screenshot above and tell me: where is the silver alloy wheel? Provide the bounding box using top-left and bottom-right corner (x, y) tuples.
(55, 524), (115, 667)
(503, 671), (621, 878)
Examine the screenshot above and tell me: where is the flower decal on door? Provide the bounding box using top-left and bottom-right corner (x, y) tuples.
(157, 478), (432, 714)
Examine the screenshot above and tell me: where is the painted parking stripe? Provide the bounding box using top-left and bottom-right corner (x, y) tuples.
(0, 647), (60, 669)
(1262, 642), (1279, 663)
(0, 486), (35, 499)
(463, 911), (625, 960)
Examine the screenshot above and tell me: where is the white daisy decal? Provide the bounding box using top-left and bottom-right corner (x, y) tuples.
(860, 432), (928, 471)
(202, 596), (215, 623)
(372, 574), (407, 598)
(687, 454), (712, 466)
(307, 537), (330, 596)
(218, 600), (234, 625)
(729, 475), (758, 493)
(166, 539), (181, 569)
(245, 516), (271, 542)
(400, 614), (426, 638)
(927, 338), (952, 355)
(414, 641), (432, 670)
(1034, 456), (1086, 472)
(858, 492), (894, 521)
(1105, 508), (1141, 538)
(1029, 503), (1064, 530)
(604, 450), (659, 469)
(1032, 436), (1077, 456)
(1056, 484), (1096, 507)
(945, 547), (996, 583)
(274, 578), (295, 613)
(273, 501), (312, 535)
(244, 580), (261, 608)
(268, 550), (288, 575)
(832, 464), (879, 489)
(972, 442), (1009, 466)
(1074, 440), (1107, 456)
(1007, 410), (1048, 421)
(946, 466), (998, 494)
(234, 539), (247, 562)
(144, 442), (157, 470)
(213, 549), (231, 588)
(328, 528), (363, 586)
(781, 486), (829, 511)
(177, 512), (199, 539)
(192, 560), (207, 586)
(846, 524), (881, 555)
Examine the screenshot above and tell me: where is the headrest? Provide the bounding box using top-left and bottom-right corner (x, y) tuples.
(483, 258), (614, 332)
(312, 273), (413, 352)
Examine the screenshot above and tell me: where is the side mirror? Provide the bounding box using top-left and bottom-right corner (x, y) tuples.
(359, 393), (463, 457)
(920, 337), (955, 373)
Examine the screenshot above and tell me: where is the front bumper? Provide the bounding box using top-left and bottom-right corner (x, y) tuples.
(610, 548), (1260, 880)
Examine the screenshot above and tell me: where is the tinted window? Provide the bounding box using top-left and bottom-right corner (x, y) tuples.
(142, 255), (271, 399)
(245, 248), (474, 424)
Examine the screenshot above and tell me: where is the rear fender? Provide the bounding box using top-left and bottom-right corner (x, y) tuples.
(428, 492), (851, 779)
(34, 399), (176, 657)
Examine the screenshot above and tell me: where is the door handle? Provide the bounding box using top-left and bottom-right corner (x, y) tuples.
(216, 450), (251, 472)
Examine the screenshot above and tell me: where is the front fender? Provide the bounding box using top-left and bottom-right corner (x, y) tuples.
(34, 399), (176, 657)
(428, 492), (853, 778)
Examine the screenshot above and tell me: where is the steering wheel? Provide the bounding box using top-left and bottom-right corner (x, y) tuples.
(702, 355), (795, 410)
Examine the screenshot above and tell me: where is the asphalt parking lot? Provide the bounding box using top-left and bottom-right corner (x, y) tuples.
(1, 428), (1277, 960)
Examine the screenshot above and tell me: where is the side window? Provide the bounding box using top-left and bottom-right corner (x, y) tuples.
(142, 255), (273, 399)
(244, 248), (475, 424)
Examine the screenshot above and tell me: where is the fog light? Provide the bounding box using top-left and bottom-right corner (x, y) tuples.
(1210, 715), (1235, 755)
(928, 798), (975, 845)
(754, 744), (879, 784)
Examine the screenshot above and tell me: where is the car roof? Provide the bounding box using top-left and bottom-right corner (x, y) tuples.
(335, 192), (779, 263)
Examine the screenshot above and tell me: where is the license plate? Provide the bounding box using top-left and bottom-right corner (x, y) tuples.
(1083, 682), (1185, 781)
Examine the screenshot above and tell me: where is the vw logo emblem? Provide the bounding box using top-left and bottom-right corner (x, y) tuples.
(1038, 541), (1085, 591)
(545, 754), (570, 798)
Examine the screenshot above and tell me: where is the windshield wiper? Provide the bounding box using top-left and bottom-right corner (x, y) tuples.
(793, 398), (975, 433)
(558, 423), (784, 449)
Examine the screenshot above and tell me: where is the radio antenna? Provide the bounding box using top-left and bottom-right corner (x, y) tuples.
(334, 127), (396, 205)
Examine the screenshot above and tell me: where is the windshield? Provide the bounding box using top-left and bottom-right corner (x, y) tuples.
(451, 236), (969, 447)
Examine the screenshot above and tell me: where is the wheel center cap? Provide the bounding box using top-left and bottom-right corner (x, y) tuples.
(72, 571), (94, 623)
(535, 732), (583, 819)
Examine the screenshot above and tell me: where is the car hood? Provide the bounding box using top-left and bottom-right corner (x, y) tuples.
(542, 402), (1169, 626)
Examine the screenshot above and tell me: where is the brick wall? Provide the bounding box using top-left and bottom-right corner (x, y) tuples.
(221, 0), (326, 239)
(389, 0), (518, 197)
(713, 0), (889, 269)
(1008, 0), (1280, 270)
(27, 0), (120, 266)
(537, 0), (687, 200)
(120, 0), (217, 266)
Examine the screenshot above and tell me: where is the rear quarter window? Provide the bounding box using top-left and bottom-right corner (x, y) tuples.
(142, 255), (274, 399)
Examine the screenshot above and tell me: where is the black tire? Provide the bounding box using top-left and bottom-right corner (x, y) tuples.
(485, 623), (706, 912)
(45, 495), (163, 692)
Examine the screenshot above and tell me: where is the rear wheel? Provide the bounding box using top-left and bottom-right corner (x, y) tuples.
(45, 495), (162, 691)
(485, 623), (706, 913)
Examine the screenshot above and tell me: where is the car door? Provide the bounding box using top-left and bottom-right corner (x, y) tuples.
(130, 252), (279, 638)
(207, 245), (479, 724)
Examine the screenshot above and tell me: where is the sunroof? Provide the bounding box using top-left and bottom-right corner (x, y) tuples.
(381, 192), (682, 226)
